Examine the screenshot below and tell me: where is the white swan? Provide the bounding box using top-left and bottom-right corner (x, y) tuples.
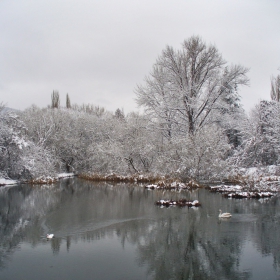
(219, 209), (231, 218)
(47, 234), (54, 239)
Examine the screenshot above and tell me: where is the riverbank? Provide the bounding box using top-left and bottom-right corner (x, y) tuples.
(78, 173), (165, 183)
(0, 178), (17, 186)
(0, 173), (75, 186)
(1, 166), (280, 194)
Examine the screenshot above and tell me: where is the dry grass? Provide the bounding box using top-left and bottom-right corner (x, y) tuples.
(78, 173), (165, 183)
(78, 172), (203, 189)
(26, 176), (58, 185)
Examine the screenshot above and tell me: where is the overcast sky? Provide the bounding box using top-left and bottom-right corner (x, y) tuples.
(1, 0), (280, 113)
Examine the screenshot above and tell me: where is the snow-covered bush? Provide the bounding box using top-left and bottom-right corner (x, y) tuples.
(21, 143), (57, 179)
(230, 101), (280, 167)
(0, 106), (57, 180)
(0, 109), (27, 179)
(170, 125), (230, 181)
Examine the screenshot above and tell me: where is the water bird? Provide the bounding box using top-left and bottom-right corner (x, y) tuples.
(219, 210), (231, 218)
(47, 234), (54, 239)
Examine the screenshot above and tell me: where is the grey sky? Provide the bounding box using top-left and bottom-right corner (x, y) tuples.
(1, 0), (280, 113)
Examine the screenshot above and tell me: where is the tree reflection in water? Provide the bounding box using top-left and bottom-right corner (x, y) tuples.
(134, 211), (250, 279)
(0, 178), (280, 279)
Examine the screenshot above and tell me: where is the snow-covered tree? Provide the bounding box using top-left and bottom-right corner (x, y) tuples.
(51, 90), (60, 109)
(0, 105), (55, 180)
(71, 103), (106, 117)
(114, 108), (125, 121)
(21, 142), (57, 179)
(22, 106), (89, 173)
(230, 101), (280, 167)
(66, 93), (71, 109)
(0, 107), (28, 179)
(136, 36), (249, 135)
(271, 74), (280, 102)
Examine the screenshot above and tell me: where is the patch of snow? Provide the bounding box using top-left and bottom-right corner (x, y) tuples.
(155, 199), (201, 207)
(246, 167), (258, 176)
(57, 173), (75, 179)
(12, 135), (29, 149)
(145, 184), (158, 189)
(0, 178), (18, 186)
(267, 165), (277, 174)
(192, 200), (199, 205)
(210, 185), (242, 192)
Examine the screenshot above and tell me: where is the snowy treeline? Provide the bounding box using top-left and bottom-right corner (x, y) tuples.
(1, 36), (280, 182)
(0, 103), (56, 180)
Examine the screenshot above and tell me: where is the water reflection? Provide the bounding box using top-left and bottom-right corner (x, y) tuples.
(0, 178), (280, 279)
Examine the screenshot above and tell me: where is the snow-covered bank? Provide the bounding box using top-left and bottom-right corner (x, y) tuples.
(57, 173), (75, 179)
(226, 165), (280, 184)
(219, 165), (280, 192)
(78, 173), (165, 183)
(145, 180), (201, 190)
(155, 199), (201, 208)
(27, 173), (75, 184)
(207, 166), (280, 198)
(0, 173), (75, 186)
(209, 185), (276, 198)
(0, 178), (18, 186)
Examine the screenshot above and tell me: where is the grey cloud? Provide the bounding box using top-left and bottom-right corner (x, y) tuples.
(0, 0), (280, 112)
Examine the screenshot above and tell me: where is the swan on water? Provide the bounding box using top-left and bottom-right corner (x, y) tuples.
(219, 210), (231, 218)
(47, 234), (54, 239)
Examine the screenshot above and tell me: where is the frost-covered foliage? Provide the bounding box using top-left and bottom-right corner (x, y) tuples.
(15, 103), (231, 181)
(22, 105), (95, 173)
(1, 38), (279, 183)
(230, 101), (280, 167)
(2, 97), (280, 182)
(11, 95), (280, 182)
(0, 106), (56, 180)
(21, 143), (57, 179)
(177, 125), (230, 180)
(271, 74), (280, 102)
(0, 107), (28, 179)
(84, 112), (158, 174)
(135, 36), (249, 135)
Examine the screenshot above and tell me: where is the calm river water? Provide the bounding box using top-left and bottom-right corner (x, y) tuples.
(0, 178), (280, 280)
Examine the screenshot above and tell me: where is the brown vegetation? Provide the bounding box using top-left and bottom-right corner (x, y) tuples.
(79, 173), (166, 183)
(26, 176), (58, 185)
(78, 173), (203, 189)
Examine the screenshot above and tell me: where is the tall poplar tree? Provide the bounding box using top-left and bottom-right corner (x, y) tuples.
(66, 93), (71, 109)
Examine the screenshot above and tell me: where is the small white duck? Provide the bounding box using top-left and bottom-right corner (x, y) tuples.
(47, 234), (54, 239)
(219, 209), (231, 218)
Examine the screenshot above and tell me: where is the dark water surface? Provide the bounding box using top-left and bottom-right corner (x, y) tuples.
(1, 178), (280, 280)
